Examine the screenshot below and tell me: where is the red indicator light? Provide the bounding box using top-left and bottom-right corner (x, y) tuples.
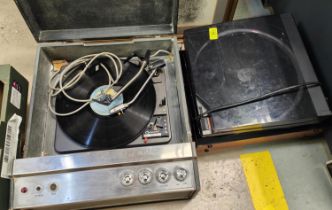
(21, 187), (28, 193)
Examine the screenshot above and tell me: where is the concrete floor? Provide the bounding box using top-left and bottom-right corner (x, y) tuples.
(0, 0), (35, 88)
(1, 0), (332, 209)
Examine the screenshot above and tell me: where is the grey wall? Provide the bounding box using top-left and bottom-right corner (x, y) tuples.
(270, 0), (332, 105)
(270, 0), (332, 150)
(178, 0), (228, 31)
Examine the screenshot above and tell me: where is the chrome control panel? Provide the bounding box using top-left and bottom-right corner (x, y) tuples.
(12, 160), (195, 209)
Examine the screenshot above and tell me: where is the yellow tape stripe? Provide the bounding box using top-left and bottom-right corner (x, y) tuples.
(240, 151), (289, 210)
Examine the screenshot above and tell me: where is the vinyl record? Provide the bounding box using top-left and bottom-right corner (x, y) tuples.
(55, 61), (156, 149)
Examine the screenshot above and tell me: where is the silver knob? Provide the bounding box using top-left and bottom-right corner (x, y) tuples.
(174, 167), (188, 181)
(138, 169), (153, 185)
(156, 168), (170, 183)
(120, 170), (135, 186)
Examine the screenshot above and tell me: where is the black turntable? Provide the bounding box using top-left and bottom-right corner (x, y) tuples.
(183, 14), (331, 140)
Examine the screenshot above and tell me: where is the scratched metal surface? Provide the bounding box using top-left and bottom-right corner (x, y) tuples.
(14, 0), (179, 41)
(18, 0), (174, 30)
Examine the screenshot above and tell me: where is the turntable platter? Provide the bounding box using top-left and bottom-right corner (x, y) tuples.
(55, 62), (156, 149)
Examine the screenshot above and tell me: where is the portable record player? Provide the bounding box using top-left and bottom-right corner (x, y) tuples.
(10, 0), (199, 209)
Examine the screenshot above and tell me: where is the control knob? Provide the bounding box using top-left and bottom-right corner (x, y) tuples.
(138, 169), (153, 185)
(156, 168), (170, 183)
(120, 170), (135, 186)
(174, 167), (188, 181)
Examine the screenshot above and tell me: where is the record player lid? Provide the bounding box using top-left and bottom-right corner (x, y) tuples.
(15, 0), (179, 42)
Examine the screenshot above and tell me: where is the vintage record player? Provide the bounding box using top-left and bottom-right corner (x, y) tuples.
(9, 0), (331, 209)
(10, 0), (199, 209)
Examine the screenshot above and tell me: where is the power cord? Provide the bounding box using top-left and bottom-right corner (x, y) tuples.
(48, 50), (172, 116)
(196, 82), (321, 119)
